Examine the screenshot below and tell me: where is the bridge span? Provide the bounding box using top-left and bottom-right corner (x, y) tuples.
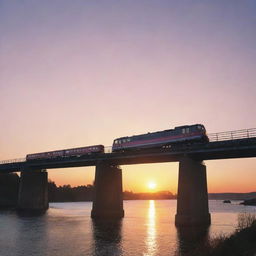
(0, 128), (256, 226)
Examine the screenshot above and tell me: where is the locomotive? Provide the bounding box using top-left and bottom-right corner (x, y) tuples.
(26, 124), (208, 161)
(26, 145), (104, 161)
(112, 124), (208, 152)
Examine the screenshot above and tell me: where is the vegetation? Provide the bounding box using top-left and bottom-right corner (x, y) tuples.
(48, 181), (176, 202)
(184, 213), (256, 256)
(48, 181), (93, 202)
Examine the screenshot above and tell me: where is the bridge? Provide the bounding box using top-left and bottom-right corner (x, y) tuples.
(0, 128), (256, 226)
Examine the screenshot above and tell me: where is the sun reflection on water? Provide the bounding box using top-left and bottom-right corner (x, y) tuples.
(144, 200), (157, 256)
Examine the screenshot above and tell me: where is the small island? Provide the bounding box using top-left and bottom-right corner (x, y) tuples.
(240, 198), (256, 206)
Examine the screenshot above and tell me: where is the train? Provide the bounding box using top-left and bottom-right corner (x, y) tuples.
(26, 124), (208, 161)
(26, 145), (104, 161)
(112, 124), (208, 152)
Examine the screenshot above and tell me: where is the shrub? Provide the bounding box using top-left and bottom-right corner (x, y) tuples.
(237, 213), (256, 231)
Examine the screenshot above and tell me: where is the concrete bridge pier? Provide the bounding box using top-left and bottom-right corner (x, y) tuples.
(17, 170), (49, 213)
(175, 156), (211, 226)
(91, 162), (124, 218)
(0, 173), (19, 209)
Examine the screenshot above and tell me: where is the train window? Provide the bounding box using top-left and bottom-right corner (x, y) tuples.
(186, 128), (189, 133)
(182, 128), (185, 134)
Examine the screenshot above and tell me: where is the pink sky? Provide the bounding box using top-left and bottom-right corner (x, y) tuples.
(1, 1), (256, 193)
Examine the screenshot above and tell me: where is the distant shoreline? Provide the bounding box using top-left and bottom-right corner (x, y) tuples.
(49, 198), (256, 203)
(49, 198), (252, 203)
(48, 182), (256, 202)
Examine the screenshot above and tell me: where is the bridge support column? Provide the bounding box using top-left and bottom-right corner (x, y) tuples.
(18, 170), (48, 213)
(0, 173), (19, 209)
(175, 157), (211, 226)
(91, 162), (124, 218)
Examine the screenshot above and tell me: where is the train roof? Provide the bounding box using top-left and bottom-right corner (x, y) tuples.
(26, 144), (104, 156)
(114, 124), (206, 141)
(175, 124), (205, 129)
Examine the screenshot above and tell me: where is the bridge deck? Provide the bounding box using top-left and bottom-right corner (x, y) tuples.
(1, 137), (256, 173)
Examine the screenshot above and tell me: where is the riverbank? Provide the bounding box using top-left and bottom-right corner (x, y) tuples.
(189, 213), (256, 256)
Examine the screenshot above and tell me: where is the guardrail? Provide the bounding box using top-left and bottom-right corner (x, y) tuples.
(208, 128), (256, 142)
(0, 158), (26, 165)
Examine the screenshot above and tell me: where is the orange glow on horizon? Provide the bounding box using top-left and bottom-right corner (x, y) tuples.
(47, 158), (256, 194)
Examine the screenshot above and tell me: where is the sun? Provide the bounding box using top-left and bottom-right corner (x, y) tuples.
(147, 181), (157, 190)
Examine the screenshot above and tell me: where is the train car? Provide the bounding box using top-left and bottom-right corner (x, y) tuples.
(64, 145), (104, 157)
(26, 145), (104, 161)
(26, 150), (64, 160)
(112, 124), (208, 152)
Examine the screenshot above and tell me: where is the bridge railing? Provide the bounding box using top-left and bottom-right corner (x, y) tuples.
(0, 158), (26, 165)
(208, 128), (256, 142)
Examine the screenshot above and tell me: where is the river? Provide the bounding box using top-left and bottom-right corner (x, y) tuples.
(0, 200), (255, 256)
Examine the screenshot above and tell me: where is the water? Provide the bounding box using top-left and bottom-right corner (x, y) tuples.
(0, 200), (255, 256)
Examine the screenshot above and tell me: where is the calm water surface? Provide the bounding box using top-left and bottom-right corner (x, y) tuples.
(0, 200), (255, 256)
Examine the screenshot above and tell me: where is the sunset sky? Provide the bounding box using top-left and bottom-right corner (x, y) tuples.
(1, 1), (256, 193)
